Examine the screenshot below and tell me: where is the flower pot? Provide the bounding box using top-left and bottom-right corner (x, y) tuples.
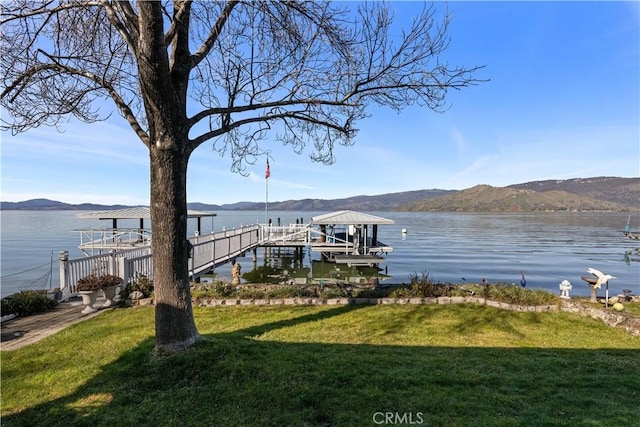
(102, 286), (119, 307)
(79, 291), (98, 314)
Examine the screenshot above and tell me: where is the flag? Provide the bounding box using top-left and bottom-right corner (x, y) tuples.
(265, 159), (271, 179)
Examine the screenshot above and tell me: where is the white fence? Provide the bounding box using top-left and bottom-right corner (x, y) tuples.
(58, 247), (153, 299)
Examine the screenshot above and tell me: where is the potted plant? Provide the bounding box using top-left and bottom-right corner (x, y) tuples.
(99, 274), (123, 307)
(77, 274), (101, 314)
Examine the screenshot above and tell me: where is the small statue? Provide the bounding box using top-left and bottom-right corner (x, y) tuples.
(559, 280), (572, 299)
(231, 261), (241, 285)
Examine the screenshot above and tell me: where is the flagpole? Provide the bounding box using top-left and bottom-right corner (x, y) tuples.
(265, 159), (270, 226)
(265, 176), (268, 225)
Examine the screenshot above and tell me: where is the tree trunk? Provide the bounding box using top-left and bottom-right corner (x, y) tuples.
(150, 143), (201, 354)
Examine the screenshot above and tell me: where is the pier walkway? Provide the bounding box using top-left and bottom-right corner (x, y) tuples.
(58, 211), (394, 299)
(59, 224), (265, 298)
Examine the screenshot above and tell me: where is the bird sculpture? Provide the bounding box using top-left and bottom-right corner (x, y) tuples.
(586, 268), (616, 289)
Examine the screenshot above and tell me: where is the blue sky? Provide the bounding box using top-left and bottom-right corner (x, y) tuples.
(1, 1), (639, 206)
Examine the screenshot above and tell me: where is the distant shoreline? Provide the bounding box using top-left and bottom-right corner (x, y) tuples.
(2, 176), (639, 211)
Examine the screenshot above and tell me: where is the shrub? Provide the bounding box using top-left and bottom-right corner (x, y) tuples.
(485, 284), (557, 305)
(389, 287), (413, 298)
(319, 286), (346, 299)
(352, 288), (391, 298)
(123, 274), (154, 300)
(266, 285), (306, 299)
(1, 291), (58, 317)
(237, 287), (266, 300)
(191, 282), (236, 299)
(77, 275), (101, 292)
(408, 272), (453, 297)
(208, 282), (236, 298)
(448, 283), (557, 306)
(99, 274), (123, 288)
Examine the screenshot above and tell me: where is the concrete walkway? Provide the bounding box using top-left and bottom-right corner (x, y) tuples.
(1, 298), (113, 351)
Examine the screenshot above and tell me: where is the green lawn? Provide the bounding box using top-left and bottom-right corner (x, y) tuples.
(2, 304), (639, 426)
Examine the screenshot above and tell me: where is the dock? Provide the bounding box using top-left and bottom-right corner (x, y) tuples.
(57, 210), (394, 299)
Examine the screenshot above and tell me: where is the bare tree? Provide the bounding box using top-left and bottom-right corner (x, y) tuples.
(1, 1), (483, 354)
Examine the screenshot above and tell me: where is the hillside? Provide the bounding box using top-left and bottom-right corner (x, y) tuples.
(2, 176), (637, 212)
(400, 184), (633, 212)
(247, 189), (455, 211)
(0, 198), (132, 211)
(1, 189), (453, 212)
(508, 177), (640, 208)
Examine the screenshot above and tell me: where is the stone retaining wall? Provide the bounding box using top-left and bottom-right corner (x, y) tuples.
(560, 299), (640, 336)
(193, 296), (559, 312)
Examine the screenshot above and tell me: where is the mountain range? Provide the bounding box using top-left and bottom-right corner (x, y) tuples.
(2, 177), (638, 212)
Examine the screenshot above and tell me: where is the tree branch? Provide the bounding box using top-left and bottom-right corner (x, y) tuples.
(188, 97), (357, 128)
(101, 0), (138, 55)
(164, 0), (190, 45)
(7, 53), (150, 145)
(190, 0), (240, 69)
(190, 108), (347, 148)
(0, 0), (102, 25)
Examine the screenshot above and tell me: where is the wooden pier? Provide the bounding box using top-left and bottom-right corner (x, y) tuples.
(59, 210), (394, 299)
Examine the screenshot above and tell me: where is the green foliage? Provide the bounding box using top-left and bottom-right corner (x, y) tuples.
(191, 282), (236, 299)
(408, 271), (453, 297)
(192, 283), (318, 300)
(372, 273), (559, 306)
(351, 288), (389, 298)
(189, 274), (560, 307)
(389, 287), (414, 298)
(625, 302), (640, 317)
(266, 286), (314, 299)
(237, 287), (267, 300)
(460, 283), (558, 305)
(1, 291), (58, 317)
(318, 285), (347, 299)
(122, 274), (153, 300)
(487, 284), (557, 305)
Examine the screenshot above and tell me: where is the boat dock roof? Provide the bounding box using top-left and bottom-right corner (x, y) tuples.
(74, 207), (216, 255)
(311, 210), (394, 225)
(76, 207), (215, 220)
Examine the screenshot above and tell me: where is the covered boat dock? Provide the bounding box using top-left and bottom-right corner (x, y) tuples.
(310, 210), (394, 266)
(75, 207), (216, 255)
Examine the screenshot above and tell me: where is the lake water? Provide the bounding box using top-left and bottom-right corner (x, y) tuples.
(1, 210), (638, 298)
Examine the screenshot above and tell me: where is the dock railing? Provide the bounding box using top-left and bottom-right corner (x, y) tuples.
(59, 224), (262, 299)
(188, 225), (260, 277)
(259, 223), (311, 245)
(75, 227), (152, 256)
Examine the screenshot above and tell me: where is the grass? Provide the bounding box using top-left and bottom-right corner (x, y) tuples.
(2, 304), (639, 426)
(625, 302), (640, 317)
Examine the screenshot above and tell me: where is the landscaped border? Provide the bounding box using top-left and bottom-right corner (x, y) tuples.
(193, 295), (558, 311)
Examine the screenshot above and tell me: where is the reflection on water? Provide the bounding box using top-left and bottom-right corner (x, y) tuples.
(625, 248), (640, 265)
(239, 248), (389, 287)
